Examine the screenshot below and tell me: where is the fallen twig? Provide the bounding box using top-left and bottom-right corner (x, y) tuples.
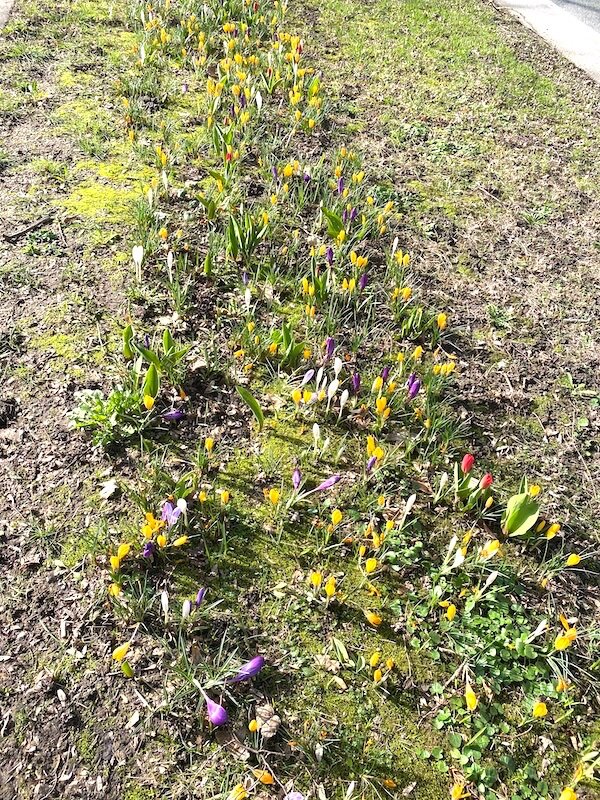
(2, 214), (54, 244)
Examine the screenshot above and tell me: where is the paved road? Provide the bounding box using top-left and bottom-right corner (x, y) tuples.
(553, 0), (600, 31)
(496, 0), (600, 82)
(0, 0), (14, 28)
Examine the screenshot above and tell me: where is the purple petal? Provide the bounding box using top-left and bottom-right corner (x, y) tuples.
(358, 272), (368, 292)
(142, 541), (155, 558)
(228, 655), (265, 683)
(315, 474), (341, 492)
(366, 456), (377, 473)
(162, 409), (185, 422)
(301, 369), (315, 387)
(195, 587), (208, 606)
(292, 468), (302, 490)
(326, 246), (334, 266)
(408, 378), (421, 400)
(205, 696), (229, 726)
(351, 372), (361, 393)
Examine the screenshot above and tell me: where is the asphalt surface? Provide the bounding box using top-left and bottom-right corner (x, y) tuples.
(0, 0), (14, 28)
(553, 0), (600, 31)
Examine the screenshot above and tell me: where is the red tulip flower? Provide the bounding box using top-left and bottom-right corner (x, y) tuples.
(461, 454), (475, 474)
(480, 473), (493, 490)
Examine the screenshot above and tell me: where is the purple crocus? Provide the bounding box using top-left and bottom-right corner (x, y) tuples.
(142, 541), (155, 559)
(301, 368), (315, 386)
(284, 793), (305, 800)
(351, 371), (361, 393)
(342, 208), (348, 224)
(144, 334), (150, 348)
(303, 172), (311, 184)
(326, 246), (334, 266)
(407, 375), (421, 400)
(337, 177), (344, 194)
(358, 272), (369, 292)
(181, 82), (189, 94)
(381, 366), (390, 383)
(239, 92), (246, 108)
(366, 456), (377, 473)
(228, 655), (265, 683)
(204, 695), (229, 726)
(195, 587), (207, 606)
(325, 337), (335, 359)
(161, 500), (182, 528)
(315, 474), (341, 491)
(272, 166), (278, 181)
(349, 207), (358, 222)
(292, 468), (302, 490)
(161, 409), (185, 422)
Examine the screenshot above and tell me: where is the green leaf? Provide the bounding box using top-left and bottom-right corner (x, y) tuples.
(143, 364), (159, 398)
(236, 385), (264, 431)
(501, 492), (540, 536)
(121, 661), (134, 678)
(122, 324), (134, 360)
(322, 207), (344, 238)
(162, 328), (175, 355)
(132, 341), (162, 372)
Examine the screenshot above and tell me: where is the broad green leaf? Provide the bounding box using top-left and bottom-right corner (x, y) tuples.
(132, 341), (162, 372)
(236, 385), (264, 431)
(144, 364), (159, 398)
(501, 492), (540, 536)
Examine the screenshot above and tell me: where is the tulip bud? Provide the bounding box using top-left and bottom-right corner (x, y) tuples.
(479, 473), (493, 490)
(461, 454), (475, 473)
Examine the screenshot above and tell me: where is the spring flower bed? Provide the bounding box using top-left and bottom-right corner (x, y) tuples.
(1, 0), (598, 799)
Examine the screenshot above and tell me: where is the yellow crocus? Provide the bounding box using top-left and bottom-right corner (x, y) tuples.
(112, 642), (130, 662)
(532, 700), (547, 718)
(465, 682), (478, 711)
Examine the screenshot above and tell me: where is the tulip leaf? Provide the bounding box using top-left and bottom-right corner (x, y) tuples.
(132, 341), (162, 372)
(236, 385), (264, 431)
(144, 364), (160, 398)
(501, 492), (540, 537)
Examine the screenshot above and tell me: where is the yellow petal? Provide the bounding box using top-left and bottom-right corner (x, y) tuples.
(365, 558), (377, 574)
(465, 684), (478, 711)
(173, 535), (189, 547)
(251, 769), (274, 785)
(112, 642), (130, 662)
(566, 554), (581, 567)
(532, 701), (548, 718)
(117, 543), (131, 560)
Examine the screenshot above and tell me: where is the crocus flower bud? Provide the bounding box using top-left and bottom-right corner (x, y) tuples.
(325, 337), (335, 359)
(351, 372), (361, 393)
(337, 177), (344, 194)
(162, 409), (185, 421)
(301, 368), (315, 386)
(142, 541), (155, 558)
(182, 599), (192, 619)
(358, 273), (369, 292)
(229, 655), (265, 683)
(205, 695), (229, 726)
(381, 366), (390, 382)
(366, 456), (377, 473)
(479, 473), (493, 490)
(407, 378), (421, 400)
(195, 587), (207, 606)
(316, 474), (341, 491)
(461, 454), (475, 474)
(292, 468), (302, 490)
(326, 246), (334, 266)
(303, 172), (311, 183)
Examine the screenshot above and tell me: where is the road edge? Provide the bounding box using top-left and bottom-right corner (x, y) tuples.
(493, 0), (600, 83)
